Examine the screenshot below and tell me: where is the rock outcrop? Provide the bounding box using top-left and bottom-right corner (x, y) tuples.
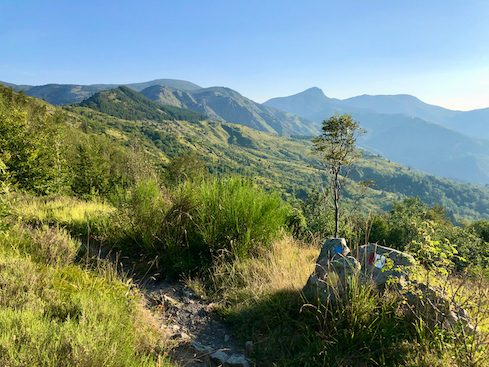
(303, 238), (416, 302)
(303, 238), (475, 333)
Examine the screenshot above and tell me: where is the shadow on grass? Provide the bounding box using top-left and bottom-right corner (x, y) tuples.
(221, 288), (423, 367)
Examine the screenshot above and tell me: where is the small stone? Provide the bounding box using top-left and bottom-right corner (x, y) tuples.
(191, 341), (213, 353)
(170, 332), (190, 340)
(211, 350), (230, 365)
(224, 334), (230, 342)
(225, 353), (249, 367)
(183, 288), (195, 298)
(163, 295), (179, 305)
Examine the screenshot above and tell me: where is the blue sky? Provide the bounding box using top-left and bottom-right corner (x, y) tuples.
(1, 0), (488, 110)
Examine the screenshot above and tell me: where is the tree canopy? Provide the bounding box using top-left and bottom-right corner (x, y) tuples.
(312, 113), (366, 237)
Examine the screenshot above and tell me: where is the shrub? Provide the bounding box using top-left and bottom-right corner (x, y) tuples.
(113, 176), (293, 276)
(188, 176), (291, 260)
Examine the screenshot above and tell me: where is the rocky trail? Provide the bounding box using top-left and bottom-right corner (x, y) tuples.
(142, 278), (252, 367)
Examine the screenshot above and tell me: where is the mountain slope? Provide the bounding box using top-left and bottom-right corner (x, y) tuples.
(141, 85), (320, 136)
(76, 86), (207, 123)
(443, 108), (489, 138)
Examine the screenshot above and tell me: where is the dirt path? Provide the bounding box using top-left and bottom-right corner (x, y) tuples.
(142, 278), (252, 367)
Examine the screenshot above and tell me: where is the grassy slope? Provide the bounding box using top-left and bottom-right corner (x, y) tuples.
(0, 196), (173, 367)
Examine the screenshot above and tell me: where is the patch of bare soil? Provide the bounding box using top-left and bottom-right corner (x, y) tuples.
(143, 279), (252, 367)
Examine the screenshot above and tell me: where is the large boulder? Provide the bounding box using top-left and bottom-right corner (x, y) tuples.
(303, 238), (475, 334)
(303, 238), (360, 302)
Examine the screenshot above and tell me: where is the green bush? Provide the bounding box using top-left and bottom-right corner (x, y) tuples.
(114, 176), (292, 276)
(189, 176), (291, 259)
(120, 178), (171, 250)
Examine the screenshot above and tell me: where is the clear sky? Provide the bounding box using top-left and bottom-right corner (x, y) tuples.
(1, 0), (488, 111)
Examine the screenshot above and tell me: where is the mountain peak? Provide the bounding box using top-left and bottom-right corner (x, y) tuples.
(302, 87), (325, 96)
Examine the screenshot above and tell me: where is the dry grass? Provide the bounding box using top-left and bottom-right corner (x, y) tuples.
(203, 233), (318, 306)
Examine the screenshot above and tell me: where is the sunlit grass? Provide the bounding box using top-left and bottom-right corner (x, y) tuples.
(12, 194), (114, 226)
(0, 197), (174, 367)
(208, 234), (318, 305)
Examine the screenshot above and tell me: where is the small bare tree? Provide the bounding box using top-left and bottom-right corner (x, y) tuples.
(312, 113), (366, 238)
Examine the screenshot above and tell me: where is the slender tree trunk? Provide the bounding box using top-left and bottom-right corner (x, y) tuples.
(334, 170), (340, 238)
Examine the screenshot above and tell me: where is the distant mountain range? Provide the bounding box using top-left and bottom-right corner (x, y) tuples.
(139, 85), (318, 136)
(2, 78), (489, 184)
(0, 79), (202, 105)
(264, 87), (489, 185)
(2, 79), (318, 136)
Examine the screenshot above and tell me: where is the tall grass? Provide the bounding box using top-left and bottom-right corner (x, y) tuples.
(114, 176), (294, 276)
(188, 176), (291, 258)
(6, 224), (79, 267)
(0, 202), (173, 367)
(208, 234), (318, 303)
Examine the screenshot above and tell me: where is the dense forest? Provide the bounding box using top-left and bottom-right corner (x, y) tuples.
(1, 84), (489, 366)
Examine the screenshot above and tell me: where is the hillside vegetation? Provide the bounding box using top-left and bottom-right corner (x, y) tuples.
(1, 84), (489, 366)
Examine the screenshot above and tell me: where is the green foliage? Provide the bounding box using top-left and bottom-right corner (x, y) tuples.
(67, 131), (158, 199)
(312, 113), (366, 237)
(443, 226), (489, 271)
(0, 182), (10, 233)
(386, 197), (427, 249)
(0, 85), (69, 194)
(468, 219), (489, 243)
(408, 221), (461, 276)
(163, 150), (209, 186)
